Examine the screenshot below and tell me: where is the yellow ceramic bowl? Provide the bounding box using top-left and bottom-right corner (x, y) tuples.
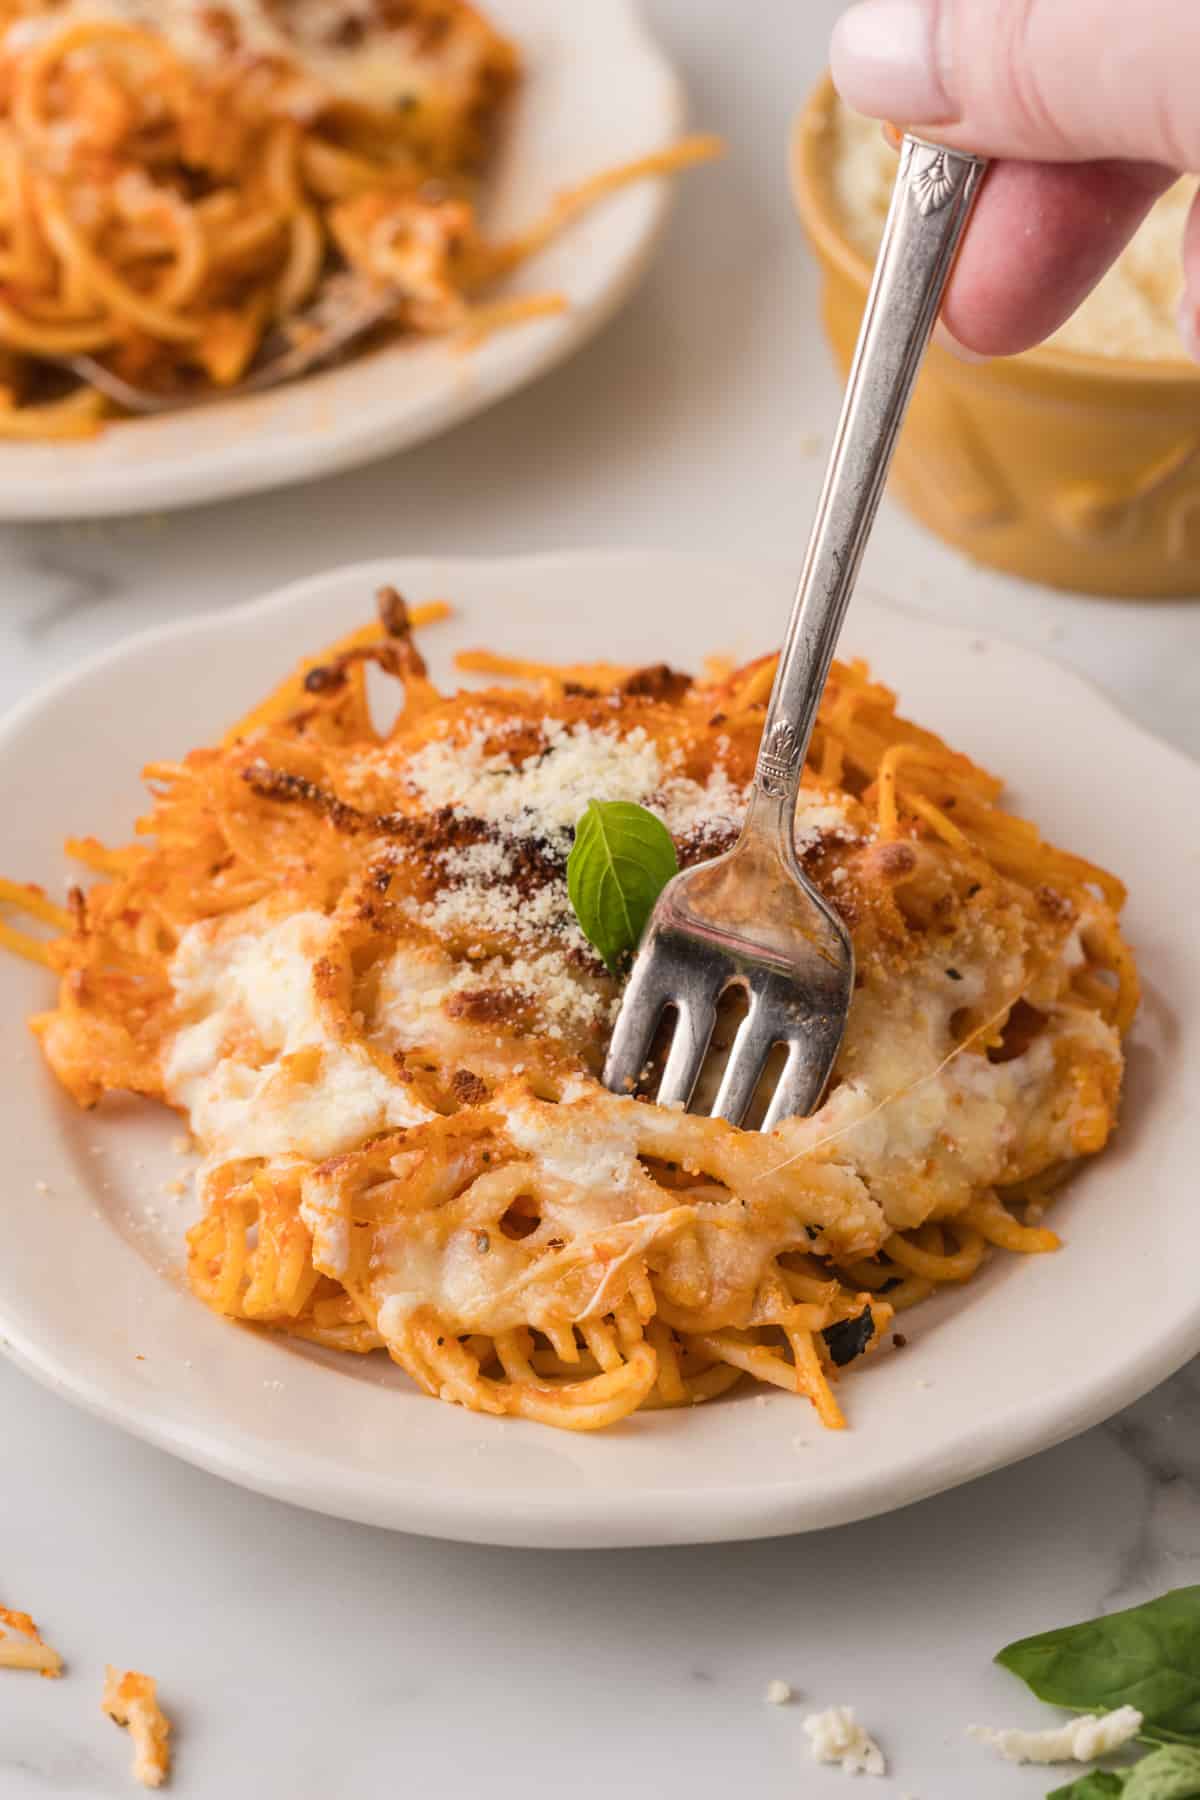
(792, 75), (1200, 598)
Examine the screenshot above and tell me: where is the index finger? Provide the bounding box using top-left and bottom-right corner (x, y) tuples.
(941, 157), (1177, 358)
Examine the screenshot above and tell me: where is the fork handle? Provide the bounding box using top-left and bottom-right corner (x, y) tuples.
(747, 135), (989, 843)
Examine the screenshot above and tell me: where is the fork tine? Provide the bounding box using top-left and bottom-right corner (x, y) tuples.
(761, 1041), (830, 1133)
(709, 1006), (777, 1126)
(602, 957), (671, 1097)
(654, 993), (719, 1110)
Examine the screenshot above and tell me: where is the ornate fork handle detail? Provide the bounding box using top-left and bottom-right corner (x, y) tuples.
(750, 136), (988, 816)
(911, 146), (964, 217)
(756, 721), (804, 799)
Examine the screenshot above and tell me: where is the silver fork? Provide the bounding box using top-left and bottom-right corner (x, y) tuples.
(61, 274), (401, 416)
(604, 135), (989, 1128)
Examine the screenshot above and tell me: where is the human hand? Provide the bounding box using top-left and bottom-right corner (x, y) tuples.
(830, 0), (1200, 358)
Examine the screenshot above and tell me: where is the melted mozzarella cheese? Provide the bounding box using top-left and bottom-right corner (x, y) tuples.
(305, 1089), (699, 1337)
(500, 1086), (641, 1191)
(774, 945), (1120, 1230)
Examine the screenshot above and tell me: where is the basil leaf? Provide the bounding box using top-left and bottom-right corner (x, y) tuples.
(998, 1589), (1200, 1746)
(822, 1304), (876, 1367)
(1048, 1776), (1127, 1800)
(1050, 1750), (1200, 1800)
(567, 800), (679, 977)
(1124, 1747), (1200, 1799)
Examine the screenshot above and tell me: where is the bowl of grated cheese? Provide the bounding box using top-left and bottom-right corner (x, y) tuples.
(792, 74), (1200, 598)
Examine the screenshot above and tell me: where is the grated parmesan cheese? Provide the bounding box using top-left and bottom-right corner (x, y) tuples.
(367, 717), (775, 1042)
(400, 720), (671, 848)
(395, 716), (843, 858)
(377, 716), (859, 1038)
(967, 1706), (1143, 1765)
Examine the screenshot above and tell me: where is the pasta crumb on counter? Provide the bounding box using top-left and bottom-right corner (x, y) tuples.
(0, 1606), (62, 1676)
(102, 1667), (172, 1789)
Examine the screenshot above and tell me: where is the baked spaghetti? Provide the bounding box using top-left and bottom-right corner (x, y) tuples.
(0, 0), (718, 436)
(8, 593), (1136, 1432)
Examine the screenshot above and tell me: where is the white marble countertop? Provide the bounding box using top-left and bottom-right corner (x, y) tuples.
(2, 3), (1198, 1795)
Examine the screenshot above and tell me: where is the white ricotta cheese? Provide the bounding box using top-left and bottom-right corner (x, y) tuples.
(803, 1706), (886, 1776)
(165, 911), (429, 1164)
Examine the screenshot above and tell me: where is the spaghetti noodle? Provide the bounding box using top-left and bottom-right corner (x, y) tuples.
(17, 591), (1136, 1432)
(0, 1), (720, 435)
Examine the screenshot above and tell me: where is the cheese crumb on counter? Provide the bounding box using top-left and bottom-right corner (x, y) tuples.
(764, 1679), (792, 1706)
(0, 1607), (62, 1676)
(803, 1705), (886, 1775)
(102, 1667), (172, 1789)
(967, 1705), (1143, 1764)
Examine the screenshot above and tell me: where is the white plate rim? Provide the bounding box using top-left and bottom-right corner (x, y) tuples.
(0, 1), (684, 522)
(1, 548), (1197, 1549)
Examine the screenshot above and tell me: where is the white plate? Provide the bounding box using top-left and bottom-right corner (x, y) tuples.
(0, 3), (683, 521)
(1, 551), (1197, 1548)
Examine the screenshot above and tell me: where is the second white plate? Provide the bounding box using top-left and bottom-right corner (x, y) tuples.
(1, 551), (1197, 1546)
(0, 2), (683, 520)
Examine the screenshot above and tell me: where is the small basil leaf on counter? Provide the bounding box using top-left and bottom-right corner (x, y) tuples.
(822, 1305), (875, 1368)
(1047, 1775), (1127, 1800)
(1123, 1746), (1200, 1799)
(998, 1589), (1200, 1747)
(567, 800), (679, 977)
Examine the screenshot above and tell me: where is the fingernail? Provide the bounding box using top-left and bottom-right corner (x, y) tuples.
(934, 320), (991, 365)
(1177, 295), (1200, 364)
(830, 0), (955, 128)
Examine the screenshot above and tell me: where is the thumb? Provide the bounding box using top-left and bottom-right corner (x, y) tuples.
(830, 0), (1200, 170)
